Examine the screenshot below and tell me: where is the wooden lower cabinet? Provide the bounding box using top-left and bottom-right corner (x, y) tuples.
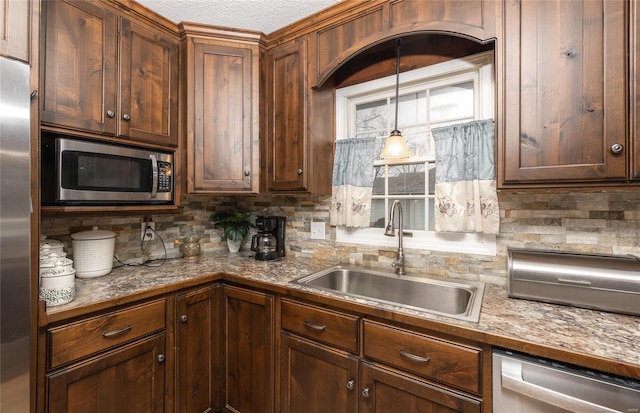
(360, 362), (481, 413)
(280, 333), (481, 413)
(280, 333), (359, 413)
(46, 333), (166, 412)
(220, 285), (274, 413)
(279, 299), (483, 413)
(175, 285), (219, 413)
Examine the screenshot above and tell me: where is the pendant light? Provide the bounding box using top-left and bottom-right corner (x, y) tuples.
(380, 38), (411, 159)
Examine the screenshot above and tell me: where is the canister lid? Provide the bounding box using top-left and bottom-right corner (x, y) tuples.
(71, 226), (116, 240)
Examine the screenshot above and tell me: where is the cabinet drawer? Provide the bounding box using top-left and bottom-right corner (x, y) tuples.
(363, 320), (481, 394)
(48, 299), (166, 369)
(281, 300), (358, 353)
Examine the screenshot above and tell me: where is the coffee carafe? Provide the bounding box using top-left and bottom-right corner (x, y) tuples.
(250, 215), (286, 261)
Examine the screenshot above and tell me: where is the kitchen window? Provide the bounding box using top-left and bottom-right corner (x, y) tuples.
(335, 51), (496, 255)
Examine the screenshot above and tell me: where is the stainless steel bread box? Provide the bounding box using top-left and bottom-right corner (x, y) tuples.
(507, 248), (640, 316)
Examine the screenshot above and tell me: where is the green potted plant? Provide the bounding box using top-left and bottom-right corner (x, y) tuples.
(209, 210), (255, 252)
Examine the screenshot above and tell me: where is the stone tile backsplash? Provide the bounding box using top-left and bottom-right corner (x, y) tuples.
(41, 191), (640, 286)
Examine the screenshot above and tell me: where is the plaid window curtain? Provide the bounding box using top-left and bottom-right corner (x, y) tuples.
(330, 137), (381, 227)
(431, 119), (499, 234)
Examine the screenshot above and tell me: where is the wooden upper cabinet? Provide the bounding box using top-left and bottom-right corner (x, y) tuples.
(309, 0), (498, 87)
(266, 38), (308, 192)
(41, 0), (118, 135)
(183, 29), (260, 193)
(41, 0), (179, 147)
(119, 19), (179, 147)
(501, 0), (628, 186)
(0, 0), (31, 62)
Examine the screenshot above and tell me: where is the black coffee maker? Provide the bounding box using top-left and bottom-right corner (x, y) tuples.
(250, 215), (286, 261)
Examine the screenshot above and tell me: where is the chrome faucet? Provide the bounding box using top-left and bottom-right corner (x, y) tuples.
(384, 200), (406, 275)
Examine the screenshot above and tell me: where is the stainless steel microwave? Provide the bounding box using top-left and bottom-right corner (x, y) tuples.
(41, 134), (174, 205)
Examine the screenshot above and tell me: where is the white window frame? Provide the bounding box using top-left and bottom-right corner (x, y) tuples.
(335, 51), (497, 256)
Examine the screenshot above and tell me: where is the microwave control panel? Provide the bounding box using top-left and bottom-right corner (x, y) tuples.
(158, 161), (172, 192)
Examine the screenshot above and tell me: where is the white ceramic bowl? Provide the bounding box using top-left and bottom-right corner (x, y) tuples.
(71, 226), (116, 278)
(39, 271), (75, 306)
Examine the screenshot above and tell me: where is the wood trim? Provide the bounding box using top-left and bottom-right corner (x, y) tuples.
(179, 21), (265, 45)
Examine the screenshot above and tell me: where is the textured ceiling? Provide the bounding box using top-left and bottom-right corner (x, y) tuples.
(136, 0), (342, 34)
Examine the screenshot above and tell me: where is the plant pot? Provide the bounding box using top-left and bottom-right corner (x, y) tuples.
(227, 238), (242, 253)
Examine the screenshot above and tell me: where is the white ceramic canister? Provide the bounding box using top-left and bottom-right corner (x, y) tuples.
(71, 226), (116, 278)
(40, 256), (75, 277)
(39, 269), (76, 306)
(39, 237), (65, 255)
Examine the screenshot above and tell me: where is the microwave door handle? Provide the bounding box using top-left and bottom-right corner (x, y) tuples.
(150, 154), (158, 199)
(500, 359), (618, 413)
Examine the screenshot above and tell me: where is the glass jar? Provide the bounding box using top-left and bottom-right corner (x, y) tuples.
(181, 236), (201, 260)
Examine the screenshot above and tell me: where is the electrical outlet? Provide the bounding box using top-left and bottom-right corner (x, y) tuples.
(141, 222), (155, 241)
(310, 221), (325, 240)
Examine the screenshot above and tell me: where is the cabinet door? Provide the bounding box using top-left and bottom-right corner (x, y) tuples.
(266, 38), (308, 192)
(119, 19), (179, 147)
(41, 0), (118, 134)
(360, 362), (481, 413)
(502, 0), (627, 185)
(221, 286), (274, 413)
(176, 286), (218, 413)
(188, 41), (259, 192)
(47, 333), (166, 413)
(280, 333), (359, 413)
(0, 0), (30, 62)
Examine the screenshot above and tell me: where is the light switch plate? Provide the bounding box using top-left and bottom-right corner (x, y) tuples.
(310, 221), (325, 240)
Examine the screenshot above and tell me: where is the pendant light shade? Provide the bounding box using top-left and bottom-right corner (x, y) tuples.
(380, 38), (411, 159)
(380, 129), (411, 159)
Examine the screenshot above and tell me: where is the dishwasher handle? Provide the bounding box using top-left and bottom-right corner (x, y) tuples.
(501, 359), (619, 413)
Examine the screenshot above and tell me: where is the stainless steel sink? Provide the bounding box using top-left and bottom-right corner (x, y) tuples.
(291, 265), (484, 322)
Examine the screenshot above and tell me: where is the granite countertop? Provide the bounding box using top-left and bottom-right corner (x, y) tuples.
(45, 252), (640, 377)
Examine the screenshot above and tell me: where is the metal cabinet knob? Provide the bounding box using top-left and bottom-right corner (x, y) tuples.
(296, 168), (303, 175)
(244, 169), (251, 176)
(611, 143), (624, 154)
(107, 110), (115, 118)
(123, 113), (131, 121)
(362, 387), (370, 398)
(181, 314), (188, 322)
(346, 380), (354, 390)
(157, 354), (165, 363)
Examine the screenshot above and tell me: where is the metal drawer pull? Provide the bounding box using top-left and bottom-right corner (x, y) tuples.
(362, 387), (370, 398)
(303, 320), (326, 331)
(102, 325), (132, 338)
(157, 354), (165, 363)
(181, 314), (188, 322)
(346, 380), (354, 390)
(399, 350), (431, 363)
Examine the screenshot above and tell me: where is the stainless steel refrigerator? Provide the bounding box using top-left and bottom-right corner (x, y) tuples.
(0, 56), (32, 412)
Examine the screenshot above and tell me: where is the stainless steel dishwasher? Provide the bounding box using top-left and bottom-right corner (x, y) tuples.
(492, 348), (640, 413)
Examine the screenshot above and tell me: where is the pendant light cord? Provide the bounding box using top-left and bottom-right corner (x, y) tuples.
(394, 38), (402, 133)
